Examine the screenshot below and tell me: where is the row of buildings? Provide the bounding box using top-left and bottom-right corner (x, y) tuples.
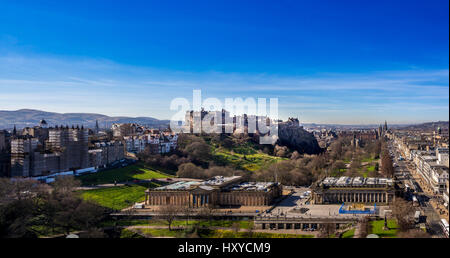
(1, 120), (180, 178)
(111, 124), (178, 154)
(9, 121), (125, 178)
(123, 133), (178, 154)
(388, 127), (449, 210)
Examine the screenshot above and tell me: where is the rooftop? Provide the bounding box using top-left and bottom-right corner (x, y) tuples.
(320, 176), (394, 188)
(155, 181), (201, 190)
(152, 176), (276, 192)
(228, 181), (277, 192)
(201, 176), (242, 186)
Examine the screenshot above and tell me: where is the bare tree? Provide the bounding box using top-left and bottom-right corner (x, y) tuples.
(319, 222), (336, 238)
(197, 207), (215, 223)
(231, 222), (241, 234)
(357, 218), (370, 238)
(52, 176), (81, 195)
(182, 205), (193, 227)
(11, 178), (40, 201)
(245, 222), (255, 238)
(380, 144), (394, 178)
(158, 205), (181, 231)
(391, 198), (415, 232)
(397, 229), (430, 238)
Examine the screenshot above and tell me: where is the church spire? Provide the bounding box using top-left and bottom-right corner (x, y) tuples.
(95, 120), (99, 134)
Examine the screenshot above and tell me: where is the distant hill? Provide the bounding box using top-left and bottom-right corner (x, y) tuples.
(0, 109), (169, 129)
(396, 121), (449, 131)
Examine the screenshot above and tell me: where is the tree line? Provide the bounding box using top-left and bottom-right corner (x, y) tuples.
(0, 177), (109, 238)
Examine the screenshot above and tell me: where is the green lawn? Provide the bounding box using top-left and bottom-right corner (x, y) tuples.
(366, 165), (376, 172)
(102, 219), (254, 229)
(120, 228), (145, 238)
(134, 228), (314, 238)
(210, 230), (314, 238)
(80, 182), (160, 210)
(212, 147), (286, 171)
(136, 228), (181, 237)
(171, 220), (254, 229)
(369, 219), (398, 238)
(341, 228), (355, 238)
(78, 163), (172, 186)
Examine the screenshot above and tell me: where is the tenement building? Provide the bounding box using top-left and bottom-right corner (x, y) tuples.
(88, 141), (125, 168)
(145, 176), (282, 208)
(311, 176), (395, 204)
(11, 126), (90, 177)
(47, 126), (89, 171)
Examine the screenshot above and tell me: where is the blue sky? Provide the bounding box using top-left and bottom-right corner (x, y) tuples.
(0, 0), (448, 124)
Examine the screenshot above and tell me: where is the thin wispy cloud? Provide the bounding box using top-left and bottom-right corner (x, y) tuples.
(0, 54), (448, 124)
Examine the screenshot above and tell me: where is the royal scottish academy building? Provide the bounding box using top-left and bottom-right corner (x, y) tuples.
(311, 176), (395, 204)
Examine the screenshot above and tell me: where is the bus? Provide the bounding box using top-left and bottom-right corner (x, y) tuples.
(412, 195), (419, 207)
(441, 219), (449, 238)
(414, 211), (421, 224)
(405, 184), (411, 193)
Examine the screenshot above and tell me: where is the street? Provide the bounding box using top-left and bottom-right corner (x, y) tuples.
(388, 140), (446, 238)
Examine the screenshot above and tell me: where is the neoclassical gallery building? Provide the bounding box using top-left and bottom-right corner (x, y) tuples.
(145, 176), (282, 208)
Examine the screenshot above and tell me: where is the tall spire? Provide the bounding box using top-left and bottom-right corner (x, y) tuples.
(13, 124), (17, 136)
(95, 120), (99, 134)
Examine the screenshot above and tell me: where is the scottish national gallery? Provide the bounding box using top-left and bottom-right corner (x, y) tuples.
(145, 176), (282, 208)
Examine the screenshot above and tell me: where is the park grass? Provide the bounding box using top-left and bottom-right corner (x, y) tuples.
(207, 230), (314, 238)
(80, 182), (160, 210)
(102, 219), (254, 229)
(78, 163), (172, 186)
(171, 219), (253, 229)
(341, 228), (355, 238)
(369, 219), (398, 238)
(361, 157), (374, 163)
(30, 225), (71, 238)
(135, 228), (313, 238)
(212, 147), (286, 171)
(120, 228), (145, 238)
(135, 228), (180, 237)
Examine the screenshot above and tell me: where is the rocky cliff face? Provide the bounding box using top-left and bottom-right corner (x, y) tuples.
(277, 119), (322, 154)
